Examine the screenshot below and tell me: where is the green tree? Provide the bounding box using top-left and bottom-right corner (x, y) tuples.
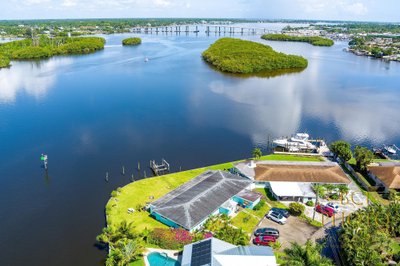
(354, 146), (374, 171)
(281, 240), (334, 266)
(252, 147), (262, 159)
(289, 202), (305, 216)
(329, 140), (352, 161)
(312, 184), (326, 198)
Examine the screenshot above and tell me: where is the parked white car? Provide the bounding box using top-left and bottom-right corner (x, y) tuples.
(326, 202), (341, 213)
(266, 210), (287, 225)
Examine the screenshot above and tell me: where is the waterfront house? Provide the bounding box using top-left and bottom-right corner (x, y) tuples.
(234, 160), (350, 203)
(181, 237), (277, 266)
(148, 170), (260, 232)
(368, 163), (400, 192)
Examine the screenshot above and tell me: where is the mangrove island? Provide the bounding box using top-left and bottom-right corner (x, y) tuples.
(202, 37), (308, 74)
(122, 37), (142, 46)
(262, 34), (334, 47)
(0, 36), (105, 68)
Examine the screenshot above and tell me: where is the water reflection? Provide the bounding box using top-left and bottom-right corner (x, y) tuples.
(206, 67), (400, 145)
(0, 57), (72, 104)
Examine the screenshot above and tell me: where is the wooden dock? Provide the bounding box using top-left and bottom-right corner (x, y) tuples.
(150, 159), (170, 176)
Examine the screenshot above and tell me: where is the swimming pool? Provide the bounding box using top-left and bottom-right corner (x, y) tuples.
(147, 252), (180, 266)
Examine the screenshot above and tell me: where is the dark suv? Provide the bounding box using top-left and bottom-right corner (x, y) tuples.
(254, 227), (280, 238)
(270, 207), (290, 218)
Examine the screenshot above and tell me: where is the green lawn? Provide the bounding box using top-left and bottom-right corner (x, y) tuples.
(259, 154), (324, 162)
(106, 154), (322, 232)
(130, 257), (145, 266)
(106, 162), (236, 231)
(231, 211), (260, 234)
(255, 188), (288, 209)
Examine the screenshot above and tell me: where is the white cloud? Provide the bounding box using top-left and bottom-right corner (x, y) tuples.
(297, 0), (368, 17)
(23, 0), (51, 5)
(61, 0), (77, 7)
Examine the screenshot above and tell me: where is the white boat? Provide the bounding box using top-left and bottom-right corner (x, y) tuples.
(273, 133), (316, 150)
(144, 57), (149, 62)
(292, 133), (309, 141)
(384, 145), (397, 154)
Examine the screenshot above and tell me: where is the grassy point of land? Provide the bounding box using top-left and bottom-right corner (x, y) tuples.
(122, 37), (142, 46)
(202, 37), (307, 74)
(262, 34), (334, 47)
(106, 154), (324, 232)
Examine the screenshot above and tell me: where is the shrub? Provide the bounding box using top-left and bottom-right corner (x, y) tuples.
(329, 194), (339, 200)
(306, 200), (314, 207)
(271, 241), (282, 250)
(148, 228), (193, 249)
(122, 37), (142, 46)
(242, 215), (250, 223)
(111, 190), (118, 198)
(300, 214), (323, 228)
(135, 203), (144, 212)
(253, 199), (266, 211)
(289, 202), (305, 216)
(393, 252), (400, 262)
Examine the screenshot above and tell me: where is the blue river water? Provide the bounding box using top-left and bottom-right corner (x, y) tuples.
(0, 26), (399, 265)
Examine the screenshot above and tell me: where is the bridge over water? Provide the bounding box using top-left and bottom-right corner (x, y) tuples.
(130, 24), (280, 35)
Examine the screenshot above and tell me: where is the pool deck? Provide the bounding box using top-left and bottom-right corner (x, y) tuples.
(144, 248), (180, 266)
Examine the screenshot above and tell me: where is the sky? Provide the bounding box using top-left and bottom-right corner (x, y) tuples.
(1, 0), (399, 22)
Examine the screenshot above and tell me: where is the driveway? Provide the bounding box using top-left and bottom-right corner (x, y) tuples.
(303, 181), (368, 224)
(253, 215), (319, 249)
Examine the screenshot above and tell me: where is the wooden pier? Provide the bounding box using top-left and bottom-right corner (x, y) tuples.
(131, 24), (279, 36)
(150, 159), (170, 176)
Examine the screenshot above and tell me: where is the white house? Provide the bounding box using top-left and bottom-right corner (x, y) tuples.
(181, 237), (277, 266)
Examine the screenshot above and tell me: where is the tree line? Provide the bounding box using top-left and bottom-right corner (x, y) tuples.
(0, 35), (105, 68)
(262, 34), (334, 46)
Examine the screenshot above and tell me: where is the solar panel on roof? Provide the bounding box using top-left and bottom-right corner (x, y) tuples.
(191, 240), (212, 266)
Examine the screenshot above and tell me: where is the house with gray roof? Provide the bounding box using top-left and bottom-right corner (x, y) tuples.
(181, 237), (277, 266)
(149, 170), (258, 231)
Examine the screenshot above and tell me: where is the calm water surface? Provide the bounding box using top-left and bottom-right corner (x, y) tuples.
(0, 26), (399, 265)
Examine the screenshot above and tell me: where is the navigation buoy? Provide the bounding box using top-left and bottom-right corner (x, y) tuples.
(40, 153), (48, 170)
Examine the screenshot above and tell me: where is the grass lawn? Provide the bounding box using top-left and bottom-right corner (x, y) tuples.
(231, 211), (261, 234)
(130, 257), (145, 266)
(107, 153), (321, 231)
(259, 154), (324, 162)
(106, 162), (233, 231)
(255, 188), (288, 209)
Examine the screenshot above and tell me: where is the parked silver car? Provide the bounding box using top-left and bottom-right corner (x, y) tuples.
(266, 210), (287, 225)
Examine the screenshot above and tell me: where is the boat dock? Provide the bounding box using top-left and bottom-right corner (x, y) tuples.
(150, 159), (170, 176)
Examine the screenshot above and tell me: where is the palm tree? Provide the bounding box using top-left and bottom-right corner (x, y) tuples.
(312, 184), (326, 198)
(119, 238), (145, 265)
(281, 240), (334, 266)
(252, 147), (262, 159)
